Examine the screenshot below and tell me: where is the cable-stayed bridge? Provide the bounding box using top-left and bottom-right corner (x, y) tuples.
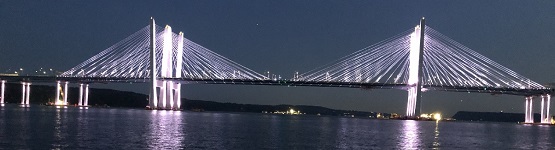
(0, 18), (552, 123)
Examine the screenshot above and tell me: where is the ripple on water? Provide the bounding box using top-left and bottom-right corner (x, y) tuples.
(0, 105), (553, 149)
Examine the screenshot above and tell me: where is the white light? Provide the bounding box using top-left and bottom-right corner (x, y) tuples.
(408, 25), (421, 85)
(433, 113), (442, 121)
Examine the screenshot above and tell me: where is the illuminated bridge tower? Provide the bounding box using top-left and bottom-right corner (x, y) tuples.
(406, 18), (425, 118)
(148, 18), (182, 110)
(173, 32), (184, 110)
(149, 18), (157, 109)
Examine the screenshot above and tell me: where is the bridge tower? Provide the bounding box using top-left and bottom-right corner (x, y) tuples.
(149, 18), (182, 110)
(173, 32), (184, 110)
(149, 17), (158, 109)
(158, 25), (173, 109)
(406, 18), (425, 118)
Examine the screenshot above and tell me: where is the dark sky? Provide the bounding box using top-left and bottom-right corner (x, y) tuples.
(1, 1), (554, 116)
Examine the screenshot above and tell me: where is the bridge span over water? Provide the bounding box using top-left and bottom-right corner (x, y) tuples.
(0, 18), (552, 123)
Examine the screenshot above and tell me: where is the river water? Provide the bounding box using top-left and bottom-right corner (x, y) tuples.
(0, 104), (553, 149)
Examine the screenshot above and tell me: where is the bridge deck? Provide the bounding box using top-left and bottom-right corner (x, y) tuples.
(0, 76), (551, 96)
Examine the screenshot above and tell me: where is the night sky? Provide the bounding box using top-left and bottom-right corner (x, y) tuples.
(1, 1), (554, 116)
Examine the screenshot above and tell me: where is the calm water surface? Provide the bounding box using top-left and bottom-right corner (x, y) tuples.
(0, 104), (554, 149)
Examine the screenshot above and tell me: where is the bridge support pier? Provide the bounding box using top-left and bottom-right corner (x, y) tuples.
(158, 80), (166, 109)
(163, 80), (181, 110)
(79, 84), (83, 106)
(547, 94), (551, 123)
(1, 80), (5, 104)
(21, 82), (31, 105)
(21, 82), (25, 104)
(173, 83), (181, 110)
(84, 84), (89, 106)
(56, 81), (61, 105)
(64, 81), (69, 105)
(78, 83), (90, 106)
(55, 81), (69, 106)
(540, 94), (551, 124)
(166, 81), (173, 109)
(525, 96), (534, 123)
(26, 82), (30, 105)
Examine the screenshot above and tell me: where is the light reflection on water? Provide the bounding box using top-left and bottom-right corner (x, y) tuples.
(147, 110), (184, 149)
(400, 120), (420, 149)
(0, 104), (554, 149)
(433, 121), (440, 149)
(53, 108), (63, 149)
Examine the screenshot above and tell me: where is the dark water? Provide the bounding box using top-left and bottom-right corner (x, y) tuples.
(0, 104), (554, 149)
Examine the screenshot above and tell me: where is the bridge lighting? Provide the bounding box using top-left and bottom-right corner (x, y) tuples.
(46, 18), (548, 119)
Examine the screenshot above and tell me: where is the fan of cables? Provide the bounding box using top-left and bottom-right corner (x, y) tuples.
(296, 26), (546, 90)
(60, 25), (266, 81)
